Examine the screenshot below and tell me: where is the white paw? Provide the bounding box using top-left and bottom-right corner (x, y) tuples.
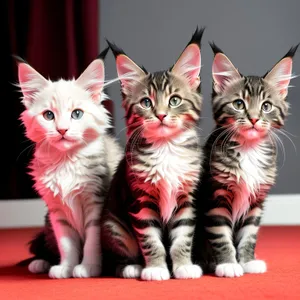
(215, 263), (244, 278)
(49, 265), (73, 279)
(121, 264), (142, 278)
(28, 259), (50, 274)
(174, 264), (203, 279)
(141, 267), (170, 281)
(240, 260), (267, 274)
(73, 264), (101, 278)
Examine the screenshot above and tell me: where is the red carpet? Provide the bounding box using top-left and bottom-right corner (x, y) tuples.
(0, 227), (299, 300)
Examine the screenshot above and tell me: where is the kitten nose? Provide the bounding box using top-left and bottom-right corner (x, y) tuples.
(156, 114), (167, 122)
(57, 129), (68, 135)
(249, 118), (258, 125)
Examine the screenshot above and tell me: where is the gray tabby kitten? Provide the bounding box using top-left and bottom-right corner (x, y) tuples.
(18, 50), (123, 279)
(102, 28), (204, 281)
(193, 43), (298, 277)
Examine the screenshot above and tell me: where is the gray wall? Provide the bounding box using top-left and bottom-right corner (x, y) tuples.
(100, 0), (300, 194)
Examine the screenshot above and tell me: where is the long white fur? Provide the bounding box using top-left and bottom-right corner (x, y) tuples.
(19, 60), (123, 278)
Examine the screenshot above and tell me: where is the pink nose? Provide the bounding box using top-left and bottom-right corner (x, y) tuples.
(249, 118), (258, 125)
(57, 129), (68, 135)
(156, 114), (167, 122)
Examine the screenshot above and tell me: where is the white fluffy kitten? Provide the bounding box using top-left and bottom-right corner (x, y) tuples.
(18, 55), (123, 279)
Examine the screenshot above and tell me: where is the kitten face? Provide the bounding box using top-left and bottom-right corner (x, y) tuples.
(108, 28), (204, 142)
(121, 71), (202, 141)
(211, 45), (297, 143)
(18, 59), (110, 152)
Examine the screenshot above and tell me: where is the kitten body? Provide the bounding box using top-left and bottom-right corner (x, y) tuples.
(18, 53), (123, 278)
(102, 29), (204, 281)
(193, 45), (297, 277)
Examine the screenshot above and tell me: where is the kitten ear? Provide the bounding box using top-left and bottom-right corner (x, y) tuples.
(171, 27), (204, 89)
(210, 43), (242, 92)
(76, 51), (107, 103)
(107, 40), (146, 93)
(18, 61), (48, 109)
(264, 45), (298, 99)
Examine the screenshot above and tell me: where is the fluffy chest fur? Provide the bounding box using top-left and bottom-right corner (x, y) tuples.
(214, 141), (275, 222)
(131, 131), (201, 222)
(31, 139), (110, 235)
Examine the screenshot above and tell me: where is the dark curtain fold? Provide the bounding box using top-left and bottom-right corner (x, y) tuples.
(2, 0), (111, 200)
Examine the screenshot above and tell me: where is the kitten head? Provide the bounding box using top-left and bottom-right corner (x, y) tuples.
(211, 43), (298, 144)
(108, 28), (204, 142)
(18, 50), (110, 152)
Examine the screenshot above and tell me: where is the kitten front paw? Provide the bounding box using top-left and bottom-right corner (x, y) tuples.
(121, 264), (142, 278)
(173, 264), (203, 279)
(28, 259), (50, 274)
(240, 260), (267, 274)
(215, 263), (244, 278)
(49, 265), (73, 279)
(141, 267), (170, 281)
(73, 264), (101, 278)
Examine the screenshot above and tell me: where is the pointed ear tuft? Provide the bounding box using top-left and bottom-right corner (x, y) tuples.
(187, 27), (205, 47)
(107, 41), (146, 93)
(97, 47), (110, 60)
(264, 45), (298, 99)
(106, 40), (127, 58)
(209, 42), (224, 55)
(18, 62), (48, 109)
(211, 45), (242, 92)
(76, 58), (105, 103)
(171, 27), (204, 89)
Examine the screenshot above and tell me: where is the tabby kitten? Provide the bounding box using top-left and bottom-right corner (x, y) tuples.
(102, 28), (204, 281)
(193, 44), (298, 277)
(18, 50), (123, 279)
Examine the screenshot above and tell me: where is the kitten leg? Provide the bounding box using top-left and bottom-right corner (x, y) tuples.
(170, 199), (202, 279)
(73, 199), (102, 278)
(102, 213), (142, 278)
(206, 191), (243, 277)
(131, 201), (170, 281)
(237, 205), (267, 274)
(48, 210), (80, 279)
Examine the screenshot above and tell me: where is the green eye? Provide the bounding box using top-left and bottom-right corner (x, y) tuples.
(232, 99), (245, 110)
(43, 110), (55, 121)
(169, 96), (182, 107)
(71, 109), (84, 119)
(140, 98), (152, 109)
(262, 101), (272, 113)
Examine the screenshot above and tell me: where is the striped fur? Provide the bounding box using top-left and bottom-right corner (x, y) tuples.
(193, 44), (297, 277)
(18, 52), (123, 278)
(102, 28), (204, 280)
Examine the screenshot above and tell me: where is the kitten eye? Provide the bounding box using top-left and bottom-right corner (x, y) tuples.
(232, 99), (245, 110)
(43, 110), (55, 121)
(169, 96), (182, 107)
(262, 101), (272, 113)
(71, 109), (84, 119)
(140, 98), (152, 109)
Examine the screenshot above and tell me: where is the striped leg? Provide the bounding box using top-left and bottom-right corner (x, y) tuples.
(73, 197), (103, 278)
(48, 210), (81, 279)
(169, 198), (202, 279)
(131, 200), (170, 281)
(237, 204), (266, 274)
(205, 191), (243, 277)
(102, 213), (142, 278)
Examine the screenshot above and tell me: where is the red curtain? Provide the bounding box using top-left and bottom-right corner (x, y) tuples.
(3, 0), (111, 199)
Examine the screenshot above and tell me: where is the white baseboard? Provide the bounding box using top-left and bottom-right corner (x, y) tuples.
(0, 194), (299, 228)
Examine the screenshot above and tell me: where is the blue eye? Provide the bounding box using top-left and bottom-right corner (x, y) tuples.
(140, 98), (152, 109)
(71, 109), (84, 119)
(43, 110), (55, 121)
(262, 101), (272, 112)
(232, 99), (245, 110)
